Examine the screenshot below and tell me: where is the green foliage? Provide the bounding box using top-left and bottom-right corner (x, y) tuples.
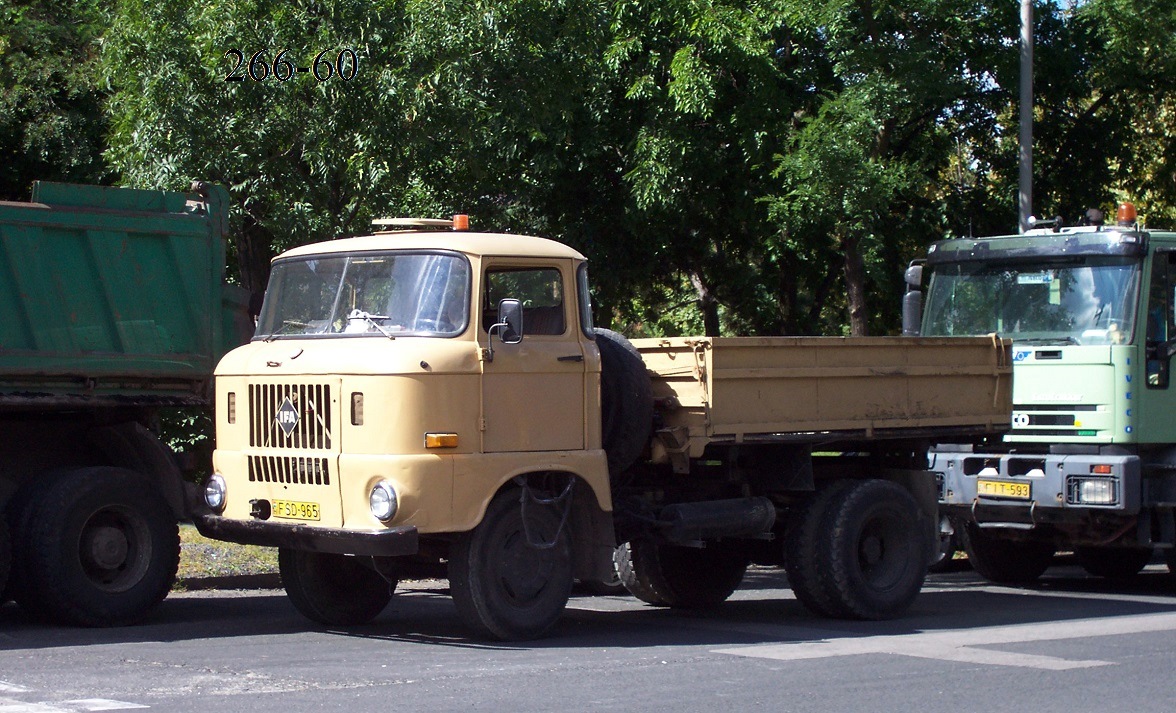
(84, 0), (1176, 339)
(0, 0), (111, 199)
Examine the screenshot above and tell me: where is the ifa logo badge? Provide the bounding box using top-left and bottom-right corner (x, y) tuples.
(276, 397), (300, 435)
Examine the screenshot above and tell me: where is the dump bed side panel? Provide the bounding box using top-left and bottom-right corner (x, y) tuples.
(0, 182), (245, 406)
(634, 336), (1011, 449)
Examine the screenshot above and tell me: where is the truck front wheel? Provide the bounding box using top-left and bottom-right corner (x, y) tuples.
(812, 480), (929, 620)
(0, 516), (9, 599)
(15, 467), (179, 626)
(1076, 546), (1153, 579)
(616, 540), (748, 608)
(962, 522), (1054, 584)
(279, 549), (396, 625)
(449, 488), (574, 640)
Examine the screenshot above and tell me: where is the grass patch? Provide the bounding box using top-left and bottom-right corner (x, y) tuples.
(177, 523), (278, 583)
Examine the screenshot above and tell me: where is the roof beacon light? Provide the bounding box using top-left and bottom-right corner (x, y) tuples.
(453, 214), (469, 231)
(1116, 202), (1137, 226)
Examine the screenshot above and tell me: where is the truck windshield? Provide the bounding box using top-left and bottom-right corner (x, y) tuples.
(922, 257), (1141, 345)
(255, 252), (470, 339)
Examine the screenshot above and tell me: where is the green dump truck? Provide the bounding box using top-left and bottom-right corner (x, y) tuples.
(0, 181), (249, 626)
(906, 204), (1176, 582)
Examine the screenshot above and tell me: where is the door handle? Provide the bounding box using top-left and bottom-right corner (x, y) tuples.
(557, 354), (584, 362)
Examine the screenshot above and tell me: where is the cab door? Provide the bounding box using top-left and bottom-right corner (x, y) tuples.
(480, 259), (586, 452)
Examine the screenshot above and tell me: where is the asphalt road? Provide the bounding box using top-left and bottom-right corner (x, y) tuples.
(2, 561), (1175, 713)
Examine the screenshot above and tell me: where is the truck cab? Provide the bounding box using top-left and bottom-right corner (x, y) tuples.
(911, 206), (1176, 581)
(199, 219), (616, 639)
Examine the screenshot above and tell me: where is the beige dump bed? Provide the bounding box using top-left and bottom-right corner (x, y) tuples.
(634, 336), (1011, 460)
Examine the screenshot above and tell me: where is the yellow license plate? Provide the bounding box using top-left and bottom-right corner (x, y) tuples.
(977, 479), (1031, 500)
(271, 499), (320, 521)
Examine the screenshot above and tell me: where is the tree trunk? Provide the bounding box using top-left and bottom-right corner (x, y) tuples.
(235, 210), (276, 316)
(840, 232), (870, 336)
(690, 271), (722, 337)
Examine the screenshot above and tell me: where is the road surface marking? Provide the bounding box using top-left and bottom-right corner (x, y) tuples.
(714, 610), (1176, 670)
(0, 695), (147, 712)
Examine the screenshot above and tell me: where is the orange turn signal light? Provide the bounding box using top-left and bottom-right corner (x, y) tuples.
(1091, 464), (1113, 475)
(425, 432), (459, 449)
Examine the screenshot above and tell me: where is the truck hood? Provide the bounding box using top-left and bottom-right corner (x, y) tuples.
(214, 336), (481, 377)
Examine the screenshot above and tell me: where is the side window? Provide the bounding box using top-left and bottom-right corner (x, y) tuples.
(1146, 251), (1175, 388)
(483, 267), (565, 335)
(577, 263), (594, 338)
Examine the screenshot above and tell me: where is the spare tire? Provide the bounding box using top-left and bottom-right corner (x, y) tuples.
(593, 328), (653, 477)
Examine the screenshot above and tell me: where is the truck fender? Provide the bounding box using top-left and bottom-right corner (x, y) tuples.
(88, 423), (187, 519)
(468, 470), (616, 584)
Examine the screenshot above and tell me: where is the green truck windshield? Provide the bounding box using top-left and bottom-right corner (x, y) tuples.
(255, 252), (470, 339)
(923, 257), (1141, 345)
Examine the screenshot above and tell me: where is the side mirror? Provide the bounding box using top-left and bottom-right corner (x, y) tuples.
(902, 291), (923, 336)
(485, 298), (523, 362)
(904, 263), (924, 289)
(495, 298), (524, 343)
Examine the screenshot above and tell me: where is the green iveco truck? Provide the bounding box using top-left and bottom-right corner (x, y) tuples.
(906, 204), (1176, 582)
(0, 181), (249, 626)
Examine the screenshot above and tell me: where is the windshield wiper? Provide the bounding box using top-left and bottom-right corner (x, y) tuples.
(263, 320), (310, 342)
(347, 310), (396, 340)
(1016, 336), (1081, 346)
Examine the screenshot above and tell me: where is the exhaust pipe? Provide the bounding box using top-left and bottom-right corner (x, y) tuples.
(659, 497), (776, 543)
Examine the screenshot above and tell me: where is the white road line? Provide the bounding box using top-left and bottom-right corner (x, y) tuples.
(0, 701), (148, 713)
(64, 701), (149, 711)
(714, 610), (1176, 670)
(0, 686), (29, 694)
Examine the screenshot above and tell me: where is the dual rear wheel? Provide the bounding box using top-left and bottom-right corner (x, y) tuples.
(5, 467), (179, 626)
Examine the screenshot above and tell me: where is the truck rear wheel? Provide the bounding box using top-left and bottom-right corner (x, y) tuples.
(784, 481), (857, 617)
(810, 480), (929, 620)
(594, 328), (653, 477)
(15, 467), (179, 626)
(962, 522), (1054, 584)
(616, 540), (748, 608)
(1076, 546), (1153, 579)
(449, 488), (573, 640)
(279, 549), (395, 626)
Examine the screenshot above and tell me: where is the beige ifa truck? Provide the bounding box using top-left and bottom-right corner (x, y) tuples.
(196, 217), (1012, 640)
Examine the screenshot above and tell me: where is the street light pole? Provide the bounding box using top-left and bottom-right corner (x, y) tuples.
(1019, 0), (1033, 233)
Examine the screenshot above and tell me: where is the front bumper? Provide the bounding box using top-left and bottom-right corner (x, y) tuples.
(933, 449), (1141, 518)
(194, 514), (419, 557)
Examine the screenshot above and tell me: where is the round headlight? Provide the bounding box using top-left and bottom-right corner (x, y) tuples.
(204, 473), (227, 512)
(369, 481), (398, 522)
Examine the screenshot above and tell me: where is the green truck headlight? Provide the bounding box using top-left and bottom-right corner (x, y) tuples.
(1069, 477), (1118, 506)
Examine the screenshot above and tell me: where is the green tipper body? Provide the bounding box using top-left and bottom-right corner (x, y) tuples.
(0, 182), (250, 407)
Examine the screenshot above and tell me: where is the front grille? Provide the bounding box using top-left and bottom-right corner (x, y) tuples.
(249, 383), (333, 449)
(248, 455), (331, 485)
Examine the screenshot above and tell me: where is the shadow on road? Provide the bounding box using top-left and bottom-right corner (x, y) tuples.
(3, 564), (1175, 653)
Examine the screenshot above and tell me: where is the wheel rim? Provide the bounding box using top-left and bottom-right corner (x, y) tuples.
(77, 505), (151, 593)
(493, 526), (558, 606)
(856, 506), (910, 591)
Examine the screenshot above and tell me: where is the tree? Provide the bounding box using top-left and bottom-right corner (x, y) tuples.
(0, 0), (110, 200)
(768, 0), (1014, 335)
